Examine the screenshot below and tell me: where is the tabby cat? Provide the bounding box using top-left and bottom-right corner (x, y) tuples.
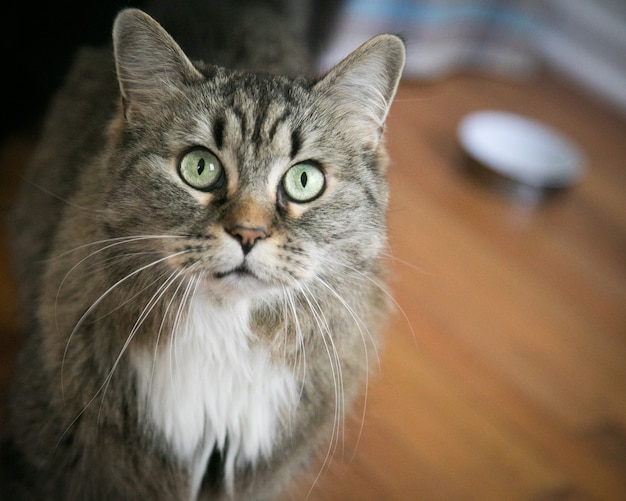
(2, 2), (405, 499)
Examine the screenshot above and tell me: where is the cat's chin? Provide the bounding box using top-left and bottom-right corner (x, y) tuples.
(203, 270), (281, 298)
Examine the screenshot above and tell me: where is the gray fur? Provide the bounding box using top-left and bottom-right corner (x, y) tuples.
(2, 6), (404, 500)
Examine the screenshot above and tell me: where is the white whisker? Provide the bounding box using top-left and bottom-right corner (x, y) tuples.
(147, 269), (189, 399)
(20, 176), (107, 216)
(311, 273), (377, 463)
(60, 249), (191, 404)
(169, 273), (198, 400)
(297, 282), (345, 495)
(282, 287), (307, 401)
(97, 267), (187, 424)
(54, 235), (183, 352)
(381, 250), (430, 276)
(339, 260), (418, 348)
(55, 250), (192, 453)
(48, 234), (184, 263)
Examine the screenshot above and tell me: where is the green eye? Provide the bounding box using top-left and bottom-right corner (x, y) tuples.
(179, 148), (224, 191)
(282, 163), (325, 203)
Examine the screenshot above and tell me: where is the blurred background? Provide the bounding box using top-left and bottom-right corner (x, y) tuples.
(2, 0), (625, 140)
(323, 0), (626, 113)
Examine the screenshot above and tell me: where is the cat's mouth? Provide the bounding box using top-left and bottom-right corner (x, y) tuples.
(210, 263), (276, 296)
(213, 263), (257, 280)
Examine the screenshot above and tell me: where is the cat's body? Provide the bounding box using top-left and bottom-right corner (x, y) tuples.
(2, 3), (404, 499)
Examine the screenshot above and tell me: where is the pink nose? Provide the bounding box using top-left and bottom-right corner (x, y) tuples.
(227, 225), (268, 254)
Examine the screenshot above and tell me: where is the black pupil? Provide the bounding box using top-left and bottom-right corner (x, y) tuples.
(300, 171), (308, 187)
(197, 158), (205, 176)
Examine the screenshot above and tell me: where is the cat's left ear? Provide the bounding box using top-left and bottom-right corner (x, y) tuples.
(112, 8), (203, 121)
(314, 35), (405, 146)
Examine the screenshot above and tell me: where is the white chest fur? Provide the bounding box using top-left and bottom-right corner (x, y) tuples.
(132, 294), (297, 498)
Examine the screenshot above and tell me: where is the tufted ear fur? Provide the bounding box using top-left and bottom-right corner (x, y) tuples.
(314, 34), (405, 146)
(113, 8), (203, 121)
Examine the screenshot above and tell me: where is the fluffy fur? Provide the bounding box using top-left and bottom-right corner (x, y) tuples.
(2, 4), (404, 500)
(133, 295), (298, 498)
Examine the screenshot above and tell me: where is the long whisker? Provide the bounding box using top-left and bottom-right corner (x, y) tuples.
(169, 273), (198, 400)
(337, 260), (418, 348)
(380, 250), (430, 276)
(55, 251), (192, 453)
(282, 287), (307, 402)
(54, 235), (183, 348)
(60, 249), (191, 403)
(297, 282), (344, 496)
(87, 266), (173, 324)
(303, 281), (346, 459)
(20, 176), (108, 216)
(314, 274), (379, 367)
(311, 274), (377, 463)
(96, 267), (187, 425)
(147, 269), (189, 399)
(48, 234), (185, 263)
(78, 251), (164, 277)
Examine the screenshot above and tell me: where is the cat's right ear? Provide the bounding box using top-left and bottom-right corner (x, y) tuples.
(112, 8), (202, 122)
(313, 35), (405, 148)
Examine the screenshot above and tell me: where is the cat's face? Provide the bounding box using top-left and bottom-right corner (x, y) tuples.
(101, 10), (404, 299)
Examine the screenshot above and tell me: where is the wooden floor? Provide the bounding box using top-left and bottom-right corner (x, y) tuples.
(1, 72), (625, 500)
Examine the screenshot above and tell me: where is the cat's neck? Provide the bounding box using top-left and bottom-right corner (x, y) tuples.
(132, 292), (297, 497)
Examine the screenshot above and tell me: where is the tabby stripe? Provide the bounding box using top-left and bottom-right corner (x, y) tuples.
(200, 442), (227, 493)
(232, 106), (247, 141)
(268, 109), (290, 142)
(251, 98), (272, 148)
(213, 116), (225, 151)
(290, 127), (302, 160)
(114, 147), (153, 187)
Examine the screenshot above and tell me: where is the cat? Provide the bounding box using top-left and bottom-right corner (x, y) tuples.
(2, 2), (405, 499)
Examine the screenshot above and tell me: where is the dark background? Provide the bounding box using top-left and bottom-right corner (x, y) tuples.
(1, 1), (144, 139)
(1, 0), (343, 141)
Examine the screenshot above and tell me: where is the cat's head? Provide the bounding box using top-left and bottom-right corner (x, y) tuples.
(101, 9), (405, 298)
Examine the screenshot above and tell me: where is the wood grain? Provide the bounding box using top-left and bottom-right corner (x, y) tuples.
(1, 72), (625, 500)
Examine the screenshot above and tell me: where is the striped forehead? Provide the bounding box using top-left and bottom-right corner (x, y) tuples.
(190, 94), (304, 197)
(228, 94), (301, 158)
(191, 92), (302, 155)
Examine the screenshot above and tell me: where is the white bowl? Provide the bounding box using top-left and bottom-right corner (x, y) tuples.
(458, 111), (585, 189)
